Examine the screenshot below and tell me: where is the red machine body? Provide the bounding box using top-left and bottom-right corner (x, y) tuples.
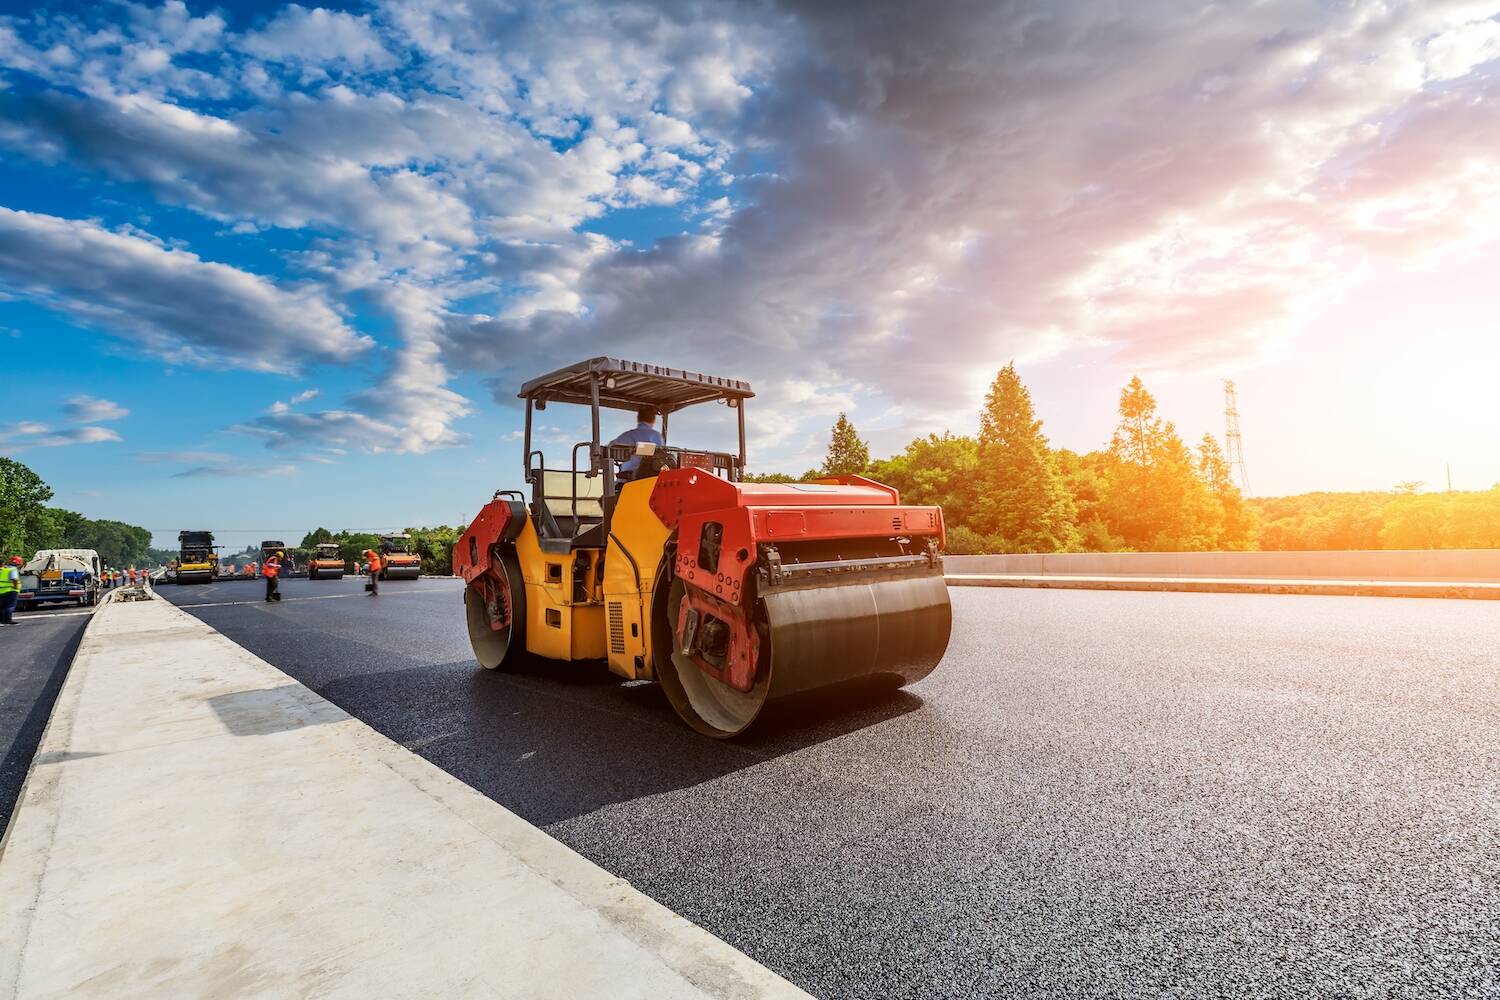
(650, 471), (944, 602)
(650, 471), (946, 693)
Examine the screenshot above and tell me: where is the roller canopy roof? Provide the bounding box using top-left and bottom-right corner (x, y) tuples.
(519, 357), (754, 412)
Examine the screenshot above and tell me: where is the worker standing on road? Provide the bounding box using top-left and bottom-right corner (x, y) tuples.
(264, 550), (283, 603)
(0, 556), (21, 626)
(362, 548), (381, 596)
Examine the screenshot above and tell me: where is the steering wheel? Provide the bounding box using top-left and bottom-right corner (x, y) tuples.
(637, 451), (678, 478)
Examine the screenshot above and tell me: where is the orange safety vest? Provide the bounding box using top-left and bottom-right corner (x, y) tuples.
(264, 557), (281, 579)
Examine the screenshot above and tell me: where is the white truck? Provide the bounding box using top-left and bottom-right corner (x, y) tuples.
(19, 549), (102, 610)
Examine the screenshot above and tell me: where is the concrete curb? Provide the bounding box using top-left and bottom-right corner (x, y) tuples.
(945, 573), (1500, 600)
(0, 593), (808, 999)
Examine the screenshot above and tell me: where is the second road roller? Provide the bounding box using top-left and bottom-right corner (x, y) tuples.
(454, 357), (951, 738)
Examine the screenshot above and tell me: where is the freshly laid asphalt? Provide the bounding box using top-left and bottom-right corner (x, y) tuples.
(155, 577), (1499, 998)
(0, 604), (92, 838)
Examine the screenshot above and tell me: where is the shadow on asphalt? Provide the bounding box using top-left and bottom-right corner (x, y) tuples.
(316, 654), (924, 826)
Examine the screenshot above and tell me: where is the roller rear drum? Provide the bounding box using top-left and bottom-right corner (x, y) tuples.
(655, 570), (950, 738)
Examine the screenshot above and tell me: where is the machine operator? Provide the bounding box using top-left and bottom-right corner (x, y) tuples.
(610, 405), (664, 482)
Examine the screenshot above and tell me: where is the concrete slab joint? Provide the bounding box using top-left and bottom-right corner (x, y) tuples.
(0, 591), (808, 999)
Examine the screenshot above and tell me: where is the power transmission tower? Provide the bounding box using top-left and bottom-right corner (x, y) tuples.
(1223, 380), (1250, 495)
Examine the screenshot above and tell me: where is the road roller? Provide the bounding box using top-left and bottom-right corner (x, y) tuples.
(453, 357), (951, 738)
(174, 530), (218, 585)
(307, 543), (346, 580)
(377, 534), (422, 580)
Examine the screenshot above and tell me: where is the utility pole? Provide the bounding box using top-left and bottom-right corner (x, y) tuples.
(1223, 380), (1251, 495)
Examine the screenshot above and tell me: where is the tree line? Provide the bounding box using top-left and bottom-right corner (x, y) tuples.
(751, 365), (1499, 554)
(0, 458), (169, 567)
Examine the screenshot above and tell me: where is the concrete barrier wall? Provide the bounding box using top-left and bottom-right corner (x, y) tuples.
(944, 549), (1500, 582)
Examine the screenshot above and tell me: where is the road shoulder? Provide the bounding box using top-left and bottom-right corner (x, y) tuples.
(0, 593), (807, 999)
(945, 573), (1500, 599)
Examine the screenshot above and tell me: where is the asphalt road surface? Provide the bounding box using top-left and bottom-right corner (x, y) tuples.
(1, 605), (92, 837)
(161, 577), (1500, 998)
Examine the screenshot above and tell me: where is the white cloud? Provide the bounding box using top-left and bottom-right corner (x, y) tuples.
(232, 408), (404, 452)
(63, 395), (129, 422)
(238, 6), (394, 70)
(0, 207), (369, 371)
(8, 0), (1500, 468)
(171, 461), (297, 478)
(0, 424), (122, 450)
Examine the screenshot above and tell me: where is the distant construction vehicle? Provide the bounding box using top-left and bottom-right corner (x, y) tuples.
(376, 534), (421, 580)
(307, 543), (346, 580)
(175, 531), (218, 584)
(454, 357), (952, 738)
(18, 549), (102, 609)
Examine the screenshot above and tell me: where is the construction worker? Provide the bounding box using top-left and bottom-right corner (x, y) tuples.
(0, 556), (21, 626)
(611, 405), (665, 481)
(263, 550), (283, 603)
(362, 547), (382, 595)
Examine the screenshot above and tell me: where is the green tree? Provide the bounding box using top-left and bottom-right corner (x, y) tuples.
(1445, 488), (1500, 548)
(337, 532), (382, 568)
(742, 472), (806, 483)
(1, 457), (54, 556)
(1055, 449), (1129, 552)
(1098, 376), (1220, 551)
(1196, 434), (1257, 550)
(972, 363), (1077, 552)
(1381, 494), (1447, 549)
(867, 432), (980, 527)
(300, 527), (334, 548)
(406, 525), (462, 575)
(820, 412), (869, 477)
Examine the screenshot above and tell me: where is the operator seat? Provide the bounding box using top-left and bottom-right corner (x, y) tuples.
(535, 470), (606, 554)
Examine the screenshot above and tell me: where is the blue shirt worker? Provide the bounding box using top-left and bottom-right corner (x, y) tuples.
(610, 405), (665, 480)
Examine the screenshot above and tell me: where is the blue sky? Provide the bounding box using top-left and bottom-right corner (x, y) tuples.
(5, 0), (1500, 552)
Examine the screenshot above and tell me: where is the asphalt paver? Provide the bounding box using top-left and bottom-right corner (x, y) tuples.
(161, 576), (1500, 998)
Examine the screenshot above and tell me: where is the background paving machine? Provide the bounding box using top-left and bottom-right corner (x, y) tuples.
(175, 531), (218, 584)
(307, 543), (346, 580)
(455, 358), (952, 738)
(376, 534), (422, 580)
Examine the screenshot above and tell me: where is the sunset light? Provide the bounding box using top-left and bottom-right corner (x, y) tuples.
(3, 3), (1499, 998)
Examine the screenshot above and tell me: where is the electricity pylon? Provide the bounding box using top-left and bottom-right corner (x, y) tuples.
(1223, 380), (1250, 495)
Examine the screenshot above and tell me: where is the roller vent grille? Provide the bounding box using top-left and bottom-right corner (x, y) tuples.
(608, 601), (625, 654)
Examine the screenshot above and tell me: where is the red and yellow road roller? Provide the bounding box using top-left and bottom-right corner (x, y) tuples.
(454, 357), (951, 738)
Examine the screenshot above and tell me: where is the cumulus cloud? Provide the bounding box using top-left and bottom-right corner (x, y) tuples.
(7, 0), (1500, 463)
(238, 6), (393, 70)
(0, 424), (122, 449)
(0, 207), (370, 371)
(231, 408), (404, 452)
(63, 395), (129, 422)
(443, 0), (1500, 433)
